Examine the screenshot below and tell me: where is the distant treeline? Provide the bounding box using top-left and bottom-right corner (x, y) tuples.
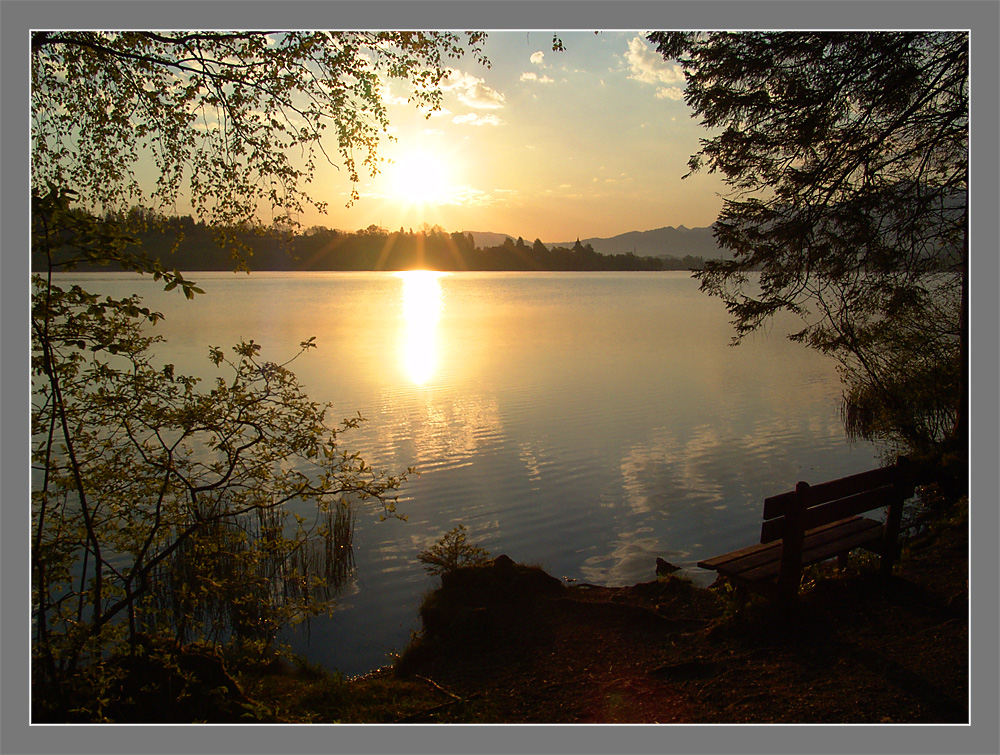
(36, 215), (707, 273)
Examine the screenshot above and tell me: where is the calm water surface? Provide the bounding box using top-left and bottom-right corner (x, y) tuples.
(62, 271), (882, 674)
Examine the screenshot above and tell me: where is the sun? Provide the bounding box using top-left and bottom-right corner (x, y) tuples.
(387, 149), (453, 206)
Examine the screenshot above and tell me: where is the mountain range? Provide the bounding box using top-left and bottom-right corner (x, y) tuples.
(467, 225), (732, 260)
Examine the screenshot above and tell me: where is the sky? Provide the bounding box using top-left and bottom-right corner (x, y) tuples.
(308, 31), (726, 243)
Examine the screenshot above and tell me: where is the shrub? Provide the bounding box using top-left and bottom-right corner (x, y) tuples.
(417, 525), (490, 576)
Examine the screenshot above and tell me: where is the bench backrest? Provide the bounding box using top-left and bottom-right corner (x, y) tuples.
(759, 457), (911, 544)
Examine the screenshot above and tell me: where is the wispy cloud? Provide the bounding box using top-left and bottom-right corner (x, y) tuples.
(441, 69), (505, 109)
(452, 113), (502, 127)
(624, 35), (684, 101)
(655, 87), (685, 101)
(441, 185), (518, 207)
(520, 72), (554, 84)
(360, 182), (505, 208)
(530, 51), (545, 65)
(379, 84), (410, 107)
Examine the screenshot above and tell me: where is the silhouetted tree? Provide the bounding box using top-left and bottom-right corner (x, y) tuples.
(651, 31), (968, 453)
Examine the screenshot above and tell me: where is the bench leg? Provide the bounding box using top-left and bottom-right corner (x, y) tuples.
(777, 580), (800, 605)
(881, 488), (905, 578)
(879, 553), (895, 579)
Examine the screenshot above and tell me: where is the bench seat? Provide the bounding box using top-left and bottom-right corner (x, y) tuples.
(698, 515), (884, 595)
(696, 458), (913, 602)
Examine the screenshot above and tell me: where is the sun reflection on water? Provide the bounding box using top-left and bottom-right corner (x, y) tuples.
(396, 270), (446, 385)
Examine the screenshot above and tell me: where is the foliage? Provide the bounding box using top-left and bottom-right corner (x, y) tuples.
(649, 32), (968, 452)
(31, 173), (410, 713)
(30, 29), (498, 720)
(31, 31), (488, 233)
(32, 632), (276, 723)
(417, 525), (491, 577)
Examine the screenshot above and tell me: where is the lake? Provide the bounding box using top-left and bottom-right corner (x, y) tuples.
(58, 271), (882, 675)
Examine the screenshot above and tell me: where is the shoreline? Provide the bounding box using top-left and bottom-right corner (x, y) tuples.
(303, 497), (968, 723)
(34, 496), (967, 724)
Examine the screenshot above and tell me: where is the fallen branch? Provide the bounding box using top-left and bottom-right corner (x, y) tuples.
(413, 674), (461, 701)
(395, 691), (483, 723)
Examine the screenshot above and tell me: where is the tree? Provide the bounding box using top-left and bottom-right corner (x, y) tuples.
(649, 32), (968, 453)
(32, 31), (487, 234)
(30, 30), (489, 719)
(31, 187), (415, 719)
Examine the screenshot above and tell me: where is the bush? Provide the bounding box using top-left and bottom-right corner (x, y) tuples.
(417, 525), (490, 577)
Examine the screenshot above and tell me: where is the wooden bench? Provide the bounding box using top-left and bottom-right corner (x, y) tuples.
(698, 457), (915, 603)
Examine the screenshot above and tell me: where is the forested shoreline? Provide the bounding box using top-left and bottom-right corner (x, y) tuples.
(34, 215), (705, 273)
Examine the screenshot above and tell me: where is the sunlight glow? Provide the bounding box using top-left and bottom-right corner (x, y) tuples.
(388, 150), (453, 206)
(397, 270), (446, 385)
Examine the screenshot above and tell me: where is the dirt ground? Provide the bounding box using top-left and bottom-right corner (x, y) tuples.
(372, 503), (969, 724)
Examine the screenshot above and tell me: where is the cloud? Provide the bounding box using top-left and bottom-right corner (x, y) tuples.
(439, 185), (518, 207)
(655, 87), (685, 101)
(442, 186), (494, 206)
(530, 51), (545, 65)
(452, 113), (502, 127)
(625, 35), (684, 87)
(441, 69), (505, 109)
(379, 84), (410, 107)
(520, 72), (554, 84)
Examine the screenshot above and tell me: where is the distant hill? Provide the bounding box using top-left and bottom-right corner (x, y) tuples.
(549, 226), (730, 260)
(465, 231), (516, 248)
(467, 227), (725, 258)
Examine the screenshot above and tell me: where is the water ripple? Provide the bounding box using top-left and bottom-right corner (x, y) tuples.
(70, 271), (883, 676)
